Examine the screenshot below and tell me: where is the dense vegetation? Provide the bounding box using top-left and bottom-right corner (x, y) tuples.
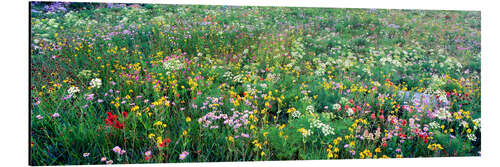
(30, 2), (481, 165)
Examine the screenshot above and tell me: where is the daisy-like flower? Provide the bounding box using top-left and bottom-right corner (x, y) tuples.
(112, 146), (122, 153)
(119, 149), (126, 155)
(144, 150), (152, 157)
(179, 151), (189, 160)
(36, 115), (43, 120)
(240, 133), (250, 138)
(83, 153), (90, 157)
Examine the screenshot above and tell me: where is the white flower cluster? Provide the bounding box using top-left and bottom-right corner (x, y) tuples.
(467, 133), (477, 141)
(472, 118), (481, 130)
(266, 73), (280, 82)
(339, 97), (349, 106)
(346, 108), (354, 116)
(309, 119), (335, 136)
(436, 107), (451, 120)
(306, 105), (315, 114)
(290, 37), (304, 60)
(379, 56), (402, 67)
(163, 58), (184, 75)
(291, 110), (301, 119)
(90, 78), (102, 89)
(332, 103), (341, 110)
(429, 121), (440, 129)
(67, 86), (80, 95)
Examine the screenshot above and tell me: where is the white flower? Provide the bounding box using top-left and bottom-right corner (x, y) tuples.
(67, 86), (80, 95)
(429, 121), (439, 129)
(90, 78), (102, 89)
(436, 108), (451, 120)
(347, 108), (354, 116)
(291, 110), (302, 119)
(306, 105), (314, 114)
(467, 134), (477, 141)
(332, 103), (341, 110)
(309, 119), (335, 136)
(163, 58), (184, 75)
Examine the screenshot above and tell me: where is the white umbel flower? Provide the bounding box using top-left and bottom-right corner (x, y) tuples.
(67, 86), (80, 95)
(90, 78), (102, 89)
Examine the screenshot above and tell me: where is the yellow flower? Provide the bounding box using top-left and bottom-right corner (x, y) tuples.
(186, 117), (191, 123)
(328, 152), (333, 158)
(182, 130), (188, 136)
(227, 136), (234, 142)
(153, 121), (163, 126)
(261, 151), (266, 156)
(148, 133), (155, 139)
(131, 106), (139, 112)
(156, 136), (163, 144)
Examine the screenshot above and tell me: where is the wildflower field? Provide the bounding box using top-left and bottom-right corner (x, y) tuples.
(30, 2), (481, 165)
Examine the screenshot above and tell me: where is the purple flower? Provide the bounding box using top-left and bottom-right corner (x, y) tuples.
(52, 113), (60, 118)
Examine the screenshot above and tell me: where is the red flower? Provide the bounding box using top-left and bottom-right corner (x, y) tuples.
(122, 111), (128, 118)
(114, 120), (124, 129)
(371, 113), (376, 120)
(159, 138), (172, 147)
(105, 112), (124, 129)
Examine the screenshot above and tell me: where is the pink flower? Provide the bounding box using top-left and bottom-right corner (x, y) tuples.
(179, 151), (189, 160)
(36, 115), (43, 120)
(83, 153), (90, 157)
(52, 113), (60, 118)
(106, 160), (113, 164)
(112, 146), (121, 153)
(240, 133), (250, 138)
(100, 157), (107, 162)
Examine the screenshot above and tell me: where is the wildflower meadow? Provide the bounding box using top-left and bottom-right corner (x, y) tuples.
(30, 2), (481, 165)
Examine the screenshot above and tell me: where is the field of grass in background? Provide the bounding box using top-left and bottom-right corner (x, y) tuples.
(30, 2), (480, 165)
